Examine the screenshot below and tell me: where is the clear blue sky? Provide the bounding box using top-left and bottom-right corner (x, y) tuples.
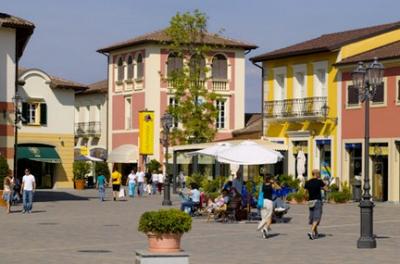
(2, 0), (400, 113)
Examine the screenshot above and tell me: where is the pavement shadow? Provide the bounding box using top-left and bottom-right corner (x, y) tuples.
(316, 233), (333, 239)
(375, 235), (391, 239)
(34, 191), (92, 202)
(274, 217), (292, 223)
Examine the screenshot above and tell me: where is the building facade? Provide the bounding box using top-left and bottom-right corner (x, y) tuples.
(74, 80), (108, 160)
(18, 68), (87, 188)
(0, 13), (34, 172)
(98, 29), (256, 167)
(251, 21), (400, 192)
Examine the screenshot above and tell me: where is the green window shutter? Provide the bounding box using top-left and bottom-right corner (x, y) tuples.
(40, 103), (47, 125)
(21, 102), (29, 124)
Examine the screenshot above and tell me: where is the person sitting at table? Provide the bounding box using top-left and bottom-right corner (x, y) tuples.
(180, 183), (201, 213)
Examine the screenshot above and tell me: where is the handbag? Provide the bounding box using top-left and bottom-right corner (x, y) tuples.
(308, 200), (317, 208)
(257, 185), (264, 209)
(118, 188), (126, 198)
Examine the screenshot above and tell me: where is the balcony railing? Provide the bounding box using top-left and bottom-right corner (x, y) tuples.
(75, 121), (101, 136)
(264, 96), (328, 120)
(212, 79), (228, 91)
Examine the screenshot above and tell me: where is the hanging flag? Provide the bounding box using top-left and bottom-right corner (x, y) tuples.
(139, 111), (154, 155)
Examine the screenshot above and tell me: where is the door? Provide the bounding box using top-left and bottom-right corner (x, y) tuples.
(372, 156), (388, 201)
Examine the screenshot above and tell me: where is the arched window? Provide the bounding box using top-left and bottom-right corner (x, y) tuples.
(117, 57), (124, 81)
(136, 54), (144, 80)
(167, 53), (183, 77)
(212, 54), (227, 80)
(127, 56), (134, 80)
(189, 54), (206, 80)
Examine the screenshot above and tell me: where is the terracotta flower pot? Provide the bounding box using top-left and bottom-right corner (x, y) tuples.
(147, 233), (182, 253)
(75, 179), (85, 190)
(0, 190), (6, 207)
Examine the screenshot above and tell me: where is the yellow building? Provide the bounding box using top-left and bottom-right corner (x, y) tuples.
(18, 69), (87, 188)
(250, 21), (400, 182)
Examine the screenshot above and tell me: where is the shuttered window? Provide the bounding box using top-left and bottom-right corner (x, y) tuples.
(21, 102), (46, 125)
(212, 54), (227, 80)
(117, 57), (124, 81)
(136, 54), (144, 80)
(167, 53), (183, 77)
(372, 83), (384, 103)
(189, 55), (206, 80)
(397, 80), (400, 102)
(127, 56), (134, 80)
(347, 85), (359, 105)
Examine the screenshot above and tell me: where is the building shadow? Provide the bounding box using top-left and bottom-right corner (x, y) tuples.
(34, 191), (92, 202)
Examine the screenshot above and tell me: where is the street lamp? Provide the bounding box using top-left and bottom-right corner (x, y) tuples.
(12, 91), (23, 181)
(161, 112), (173, 206)
(351, 57), (384, 249)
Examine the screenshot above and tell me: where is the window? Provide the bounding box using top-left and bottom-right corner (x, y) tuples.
(397, 80), (400, 102)
(22, 102), (47, 125)
(293, 64), (306, 99)
(125, 97), (132, 129)
(168, 97), (178, 128)
(372, 82), (384, 104)
(117, 57), (124, 82)
(347, 85), (359, 106)
(189, 54), (206, 79)
(127, 56), (134, 80)
(167, 53), (183, 77)
(216, 99), (226, 129)
(136, 54), (144, 80)
(313, 61), (328, 97)
(96, 105), (101, 122)
(212, 54), (227, 80)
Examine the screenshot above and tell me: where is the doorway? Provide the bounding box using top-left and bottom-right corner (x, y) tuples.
(372, 155), (388, 201)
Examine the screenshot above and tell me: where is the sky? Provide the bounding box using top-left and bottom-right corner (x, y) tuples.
(2, 0), (400, 113)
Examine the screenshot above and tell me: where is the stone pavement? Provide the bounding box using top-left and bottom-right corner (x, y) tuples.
(0, 189), (399, 264)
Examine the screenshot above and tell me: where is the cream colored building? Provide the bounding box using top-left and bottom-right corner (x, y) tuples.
(18, 68), (87, 188)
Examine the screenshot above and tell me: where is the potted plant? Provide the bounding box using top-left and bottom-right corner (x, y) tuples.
(0, 156), (10, 207)
(73, 161), (90, 190)
(138, 208), (192, 252)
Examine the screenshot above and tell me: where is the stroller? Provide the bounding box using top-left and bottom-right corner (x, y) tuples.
(272, 187), (291, 223)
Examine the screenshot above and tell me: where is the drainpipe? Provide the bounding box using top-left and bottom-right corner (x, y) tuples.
(251, 60), (264, 137)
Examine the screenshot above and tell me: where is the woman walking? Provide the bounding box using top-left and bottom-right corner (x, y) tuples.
(2, 170), (12, 213)
(257, 176), (275, 238)
(127, 169), (137, 198)
(111, 166), (122, 201)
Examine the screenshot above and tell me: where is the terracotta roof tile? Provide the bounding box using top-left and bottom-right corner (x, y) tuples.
(0, 12), (34, 29)
(337, 41), (400, 65)
(251, 21), (400, 62)
(97, 29), (257, 53)
(81, 79), (108, 94)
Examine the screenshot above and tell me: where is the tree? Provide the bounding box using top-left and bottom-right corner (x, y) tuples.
(165, 10), (220, 145)
(0, 156), (10, 189)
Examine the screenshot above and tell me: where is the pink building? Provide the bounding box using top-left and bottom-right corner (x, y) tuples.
(98, 29), (256, 170)
(338, 41), (400, 202)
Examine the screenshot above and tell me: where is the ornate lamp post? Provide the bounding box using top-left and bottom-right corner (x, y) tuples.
(161, 112), (173, 206)
(12, 91), (23, 181)
(351, 57), (384, 249)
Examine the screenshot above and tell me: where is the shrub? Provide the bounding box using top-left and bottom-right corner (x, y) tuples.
(329, 191), (350, 203)
(147, 159), (161, 173)
(186, 172), (203, 189)
(95, 162), (110, 181)
(73, 161), (91, 180)
(293, 187), (307, 203)
(278, 174), (300, 190)
(329, 183), (339, 192)
(138, 208), (192, 235)
(0, 156), (10, 190)
(202, 176), (225, 194)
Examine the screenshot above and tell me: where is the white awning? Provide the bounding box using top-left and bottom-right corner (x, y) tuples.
(107, 144), (139, 163)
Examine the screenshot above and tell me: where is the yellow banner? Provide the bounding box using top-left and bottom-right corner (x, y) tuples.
(80, 146), (88, 156)
(139, 111), (154, 155)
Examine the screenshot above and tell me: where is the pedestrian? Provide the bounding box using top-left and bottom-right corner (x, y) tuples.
(151, 171), (158, 195)
(136, 167), (145, 197)
(11, 175), (21, 204)
(2, 170), (12, 214)
(127, 169), (137, 198)
(111, 166), (122, 201)
(257, 175), (274, 238)
(157, 171), (164, 194)
(179, 171), (186, 189)
(20, 168), (35, 214)
(97, 173), (107, 201)
(304, 169), (328, 240)
(180, 183), (201, 213)
(145, 169), (152, 195)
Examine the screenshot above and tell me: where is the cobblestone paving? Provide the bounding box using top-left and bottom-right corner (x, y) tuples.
(1, 189), (399, 264)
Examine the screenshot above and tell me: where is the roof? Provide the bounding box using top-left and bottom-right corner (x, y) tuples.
(336, 41), (400, 66)
(232, 114), (262, 137)
(19, 68), (88, 90)
(251, 21), (400, 62)
(0, 12), (35, 58)
(79, 79), (108, 94)
(97, 28), (257, 53)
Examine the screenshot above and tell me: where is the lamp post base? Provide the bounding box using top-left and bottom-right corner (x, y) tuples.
(357, 200), (376, 249)
(162, 200), (172, 206)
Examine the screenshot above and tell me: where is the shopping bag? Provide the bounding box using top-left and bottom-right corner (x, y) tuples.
(118, 188), (126, 198)
(257, 185), (264, 209)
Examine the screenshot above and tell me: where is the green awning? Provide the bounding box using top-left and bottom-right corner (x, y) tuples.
(17, 146), (61, 163)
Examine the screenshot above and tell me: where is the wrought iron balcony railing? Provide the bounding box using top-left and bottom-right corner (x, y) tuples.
(75, 121), (101, 136)
(88, 121), (101, 135)
(264, 96), (328, 120)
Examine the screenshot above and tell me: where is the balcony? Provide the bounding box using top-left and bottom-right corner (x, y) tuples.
(264, 96), (328, 121)
(75, 121), (101, 137)
(212, 79), (228, 91)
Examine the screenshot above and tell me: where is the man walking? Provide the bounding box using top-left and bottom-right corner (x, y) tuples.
(97, 173), (107, 201)
(304, 169), (328, 240)
(136, 168), (145, 197)
(20, 168), (35, 214)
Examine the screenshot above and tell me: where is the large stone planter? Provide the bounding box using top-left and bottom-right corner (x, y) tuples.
(75, 179), (85, 190)
(147, 233), (182, 253)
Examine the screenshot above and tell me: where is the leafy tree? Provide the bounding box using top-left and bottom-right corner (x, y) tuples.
(0, 156), (10, 189)
(147, 159), (161, 173)
(73, 161), (91, 180)
(95, 162), (110, 181)
(165, 10), (220, 145)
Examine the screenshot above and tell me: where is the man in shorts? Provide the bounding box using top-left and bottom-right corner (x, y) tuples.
(304, 169), (328, 240)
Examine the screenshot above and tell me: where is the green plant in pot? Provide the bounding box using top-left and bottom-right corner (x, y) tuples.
(0, 156), (10, 206)
(73, 161), (90, 190)
(138, 208), (192, 252)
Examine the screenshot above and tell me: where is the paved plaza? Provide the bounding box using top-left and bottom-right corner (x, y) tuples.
(1, 189), (399, 264)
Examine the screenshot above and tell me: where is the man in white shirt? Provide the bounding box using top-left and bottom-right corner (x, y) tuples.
(157, 172), (164, 195)
(136, 168), (145, 197)
(151, 172), (159, 195)
(20, 168), (36, 214)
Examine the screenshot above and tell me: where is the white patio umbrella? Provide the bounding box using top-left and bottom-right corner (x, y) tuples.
(217, 140), (283, 165)
(296, 150), (306, 186)
(188, 142), (232, 157)
(107, 144), (139, 163)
